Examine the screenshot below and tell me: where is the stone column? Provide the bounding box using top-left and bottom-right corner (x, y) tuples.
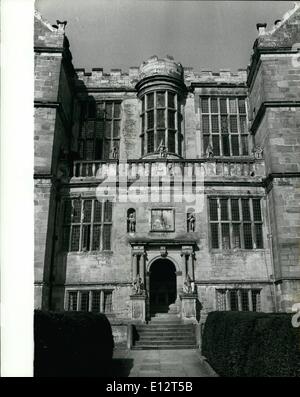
(187, 254), (194, 280)
(181, 253), (187, 281)
(140, 253), (145, 285)
(132, 253), (138, 280)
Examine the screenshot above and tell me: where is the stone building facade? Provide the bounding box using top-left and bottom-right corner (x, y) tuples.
(34, 4), (300, 328)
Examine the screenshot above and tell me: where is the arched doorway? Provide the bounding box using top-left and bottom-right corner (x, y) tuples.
(149, 258), (177, 315)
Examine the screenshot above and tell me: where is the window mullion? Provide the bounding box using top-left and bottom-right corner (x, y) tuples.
(249, 197), (256, 249)
(239, 198), (244, 249)
(88, 291), (92, 312)
(154, 92), (157, 150)
(145, 95), (148, 152)
(237, 101), (242, 156)
(111, 102), (114, 152)
(226, 98), (229, 157)
(77, 291), (80, 311)
(208, 98), (212, 147)
(217, 97), (222, 156)
(78, 200), (84, 251)
(248, 289), (253, 311)
(217, 198), (221, 250)
(228, 198), (233, 249)
(174, 92), (178, 154)
(237, 290), (242, 311)
(90, 199), (95, 251)
(226, 290), (231, 311)
(68, 206), (72, 251)
(100, 199), (104, 251)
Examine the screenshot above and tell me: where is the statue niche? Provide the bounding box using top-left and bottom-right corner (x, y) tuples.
(187, 209), (196, 232)
(127, 208), (136, 233)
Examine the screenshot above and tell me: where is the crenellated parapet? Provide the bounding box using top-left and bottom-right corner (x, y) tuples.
(184, 67), (247, 87)
(74, 63), (248, 91)
(74, 67), (139, 90)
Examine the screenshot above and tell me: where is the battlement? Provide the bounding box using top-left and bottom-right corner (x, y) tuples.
(74, 66), (140, 89)
(184, 67), (247, 84)
(74, 64), (247, 90)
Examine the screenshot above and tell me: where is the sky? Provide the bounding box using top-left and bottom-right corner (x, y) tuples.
(36, 0), (294, 72)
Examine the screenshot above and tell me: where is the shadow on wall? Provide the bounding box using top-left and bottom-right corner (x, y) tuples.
(196, 299), (202, 323)
(108, 358), (134, 377)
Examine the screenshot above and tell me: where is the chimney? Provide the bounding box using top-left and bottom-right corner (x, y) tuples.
(256, 23), (267, 35)
(56, 20), (67, 32)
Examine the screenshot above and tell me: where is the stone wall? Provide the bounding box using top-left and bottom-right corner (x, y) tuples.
(248, 9), (300, 311)
(34, 13), (75, 308)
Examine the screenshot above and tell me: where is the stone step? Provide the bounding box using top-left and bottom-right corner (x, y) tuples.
(132, 345), (198, 350)
(150, 316), (180, 320)
(137, 336), (196, 342)
(134, 340), (196, 346)
(132, 320), (197, 350)
(136, 324), (194, 330)
(149, 318), (182, 325)
(136, 331), (194, 337)
(151, 310), (178, 317)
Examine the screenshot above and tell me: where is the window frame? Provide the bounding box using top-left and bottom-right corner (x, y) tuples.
(140, 90), (182, 156)
(215, 288), (261, 312)
(65, 289), (113, 313)
(208, 196), (264, 251)
(79, 100), (122, 160)
(200, 96), (249, 157)
(62, 197), (113, 253)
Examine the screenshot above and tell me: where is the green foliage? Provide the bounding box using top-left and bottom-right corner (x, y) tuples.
(202, 311), (300, 377)
(34, 310), (114, 377)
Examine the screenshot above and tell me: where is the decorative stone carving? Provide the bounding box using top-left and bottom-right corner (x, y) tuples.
(130, 294), (146, 322)
(253, 145), (264, 159)
(111, 146), (119, 159)
(181, 245), (193, 256)
(132, 276), (145, 295)
(56, 20), (67, 31)
(160, 246), (168, 257)
(157, 141), (168, 158)
(206, 144), (214, 158)
(127, 212), (136, 233)
(183, 274), (196, 294)
(187, 212), (195, 232)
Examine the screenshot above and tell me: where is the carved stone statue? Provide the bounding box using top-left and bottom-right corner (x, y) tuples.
(206, 144), (214, 158)
(128, 212), (136, 233)
(253, 146), (264, 159)
(187, 213), (195, 232)
(157, 141), (167, 158)
(132, 276), (145, 295)
(183, 274), (195, 294)
(112, 146), (119, 159)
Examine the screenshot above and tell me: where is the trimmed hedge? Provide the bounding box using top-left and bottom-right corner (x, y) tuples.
(34, 310), (114, 377)
(202, 311), (300, 377)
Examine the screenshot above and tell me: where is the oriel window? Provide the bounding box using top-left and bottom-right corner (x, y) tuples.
(140, 91), (182, 156)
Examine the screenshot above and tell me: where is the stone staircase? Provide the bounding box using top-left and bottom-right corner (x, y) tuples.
(132, 313), (198, 350)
